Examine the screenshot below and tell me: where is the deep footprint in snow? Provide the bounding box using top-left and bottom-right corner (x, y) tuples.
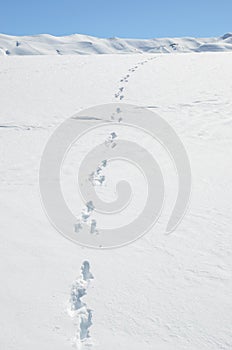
(115, 87), (125, 100)
(68, 261), (94, 349)
(105, 131), (118, 148)
(120, 74), (130, 83)
(90, 219), (98, 234)
(74, 201), (98, 235)
(111, 107), (122, 122)
(89, 159), (107, 186)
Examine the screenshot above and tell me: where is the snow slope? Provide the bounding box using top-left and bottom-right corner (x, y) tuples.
(1, 32), (232, 55)
(0, 51), (232, 350)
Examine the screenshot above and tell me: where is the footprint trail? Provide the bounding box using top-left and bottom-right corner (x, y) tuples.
(114, 56), (157, 104)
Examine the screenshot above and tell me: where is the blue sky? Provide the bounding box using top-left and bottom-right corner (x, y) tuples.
(0, 0), (231, 38)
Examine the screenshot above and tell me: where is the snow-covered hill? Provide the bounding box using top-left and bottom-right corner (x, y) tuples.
(1, 32), (232, 55)
(1, 51), (232, 350)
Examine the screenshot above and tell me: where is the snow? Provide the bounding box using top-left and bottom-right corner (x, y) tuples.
(1, 33), (232, 55)
(0, 51), (232, 349)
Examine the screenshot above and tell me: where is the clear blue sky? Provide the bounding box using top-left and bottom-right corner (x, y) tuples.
(0, 0), (231, 38)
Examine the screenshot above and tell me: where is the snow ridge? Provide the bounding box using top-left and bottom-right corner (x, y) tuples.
(1, 33), (232, 55)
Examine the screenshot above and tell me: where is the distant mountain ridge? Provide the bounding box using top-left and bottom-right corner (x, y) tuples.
(0, 33), (232, 55)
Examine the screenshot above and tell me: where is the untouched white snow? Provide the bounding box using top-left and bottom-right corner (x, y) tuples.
(1, 33), (232, 55)
(0, 51), (232, 350)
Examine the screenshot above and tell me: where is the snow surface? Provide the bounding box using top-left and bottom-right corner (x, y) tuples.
(1, 33), (232, 55)
(0, 51), (232, 350)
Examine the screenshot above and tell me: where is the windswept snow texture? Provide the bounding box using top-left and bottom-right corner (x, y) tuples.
(0, 51), (232, 350)
(1, 33), (232, 55)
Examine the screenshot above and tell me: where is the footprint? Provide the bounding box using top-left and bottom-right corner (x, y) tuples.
(74, 201), (95, 234)
(105, 132), (118, 147)
(68, 262), (94, 347)
(90, 219), (98, 234)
